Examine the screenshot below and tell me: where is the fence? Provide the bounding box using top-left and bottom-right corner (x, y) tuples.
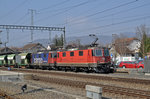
(144, 59), (150, 73)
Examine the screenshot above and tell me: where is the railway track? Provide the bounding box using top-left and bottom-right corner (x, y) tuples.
(1, 67), (150, 98)
(6, 68), (150, 85)
(31, 75), (150, 99)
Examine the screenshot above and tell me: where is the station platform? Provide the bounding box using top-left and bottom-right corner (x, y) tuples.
(116, 68), (144, 74)
(0, 70), (24, 82)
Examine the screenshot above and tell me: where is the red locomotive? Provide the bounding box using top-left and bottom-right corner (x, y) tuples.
(51, 47), (114, 73)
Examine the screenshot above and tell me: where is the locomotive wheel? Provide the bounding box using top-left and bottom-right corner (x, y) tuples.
(64, 67), (67, 72)
(84, 67), (89, 73)
(93, 67), (99, 73)
(74, 67), (79, 72)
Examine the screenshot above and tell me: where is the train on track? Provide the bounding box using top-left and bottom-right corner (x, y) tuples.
(0, 47), (114, 73)
(0, 35), (115, 73)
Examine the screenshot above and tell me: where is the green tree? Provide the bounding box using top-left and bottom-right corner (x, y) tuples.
(136, 25), (150, 58)
(53, 34), (63, 47)
(145, 37), (150, 53)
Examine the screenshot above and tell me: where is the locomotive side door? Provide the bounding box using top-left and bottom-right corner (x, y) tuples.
(48, 52), (57, 66)
(52, 52), (57, 66)
(87, 49), (94, 66)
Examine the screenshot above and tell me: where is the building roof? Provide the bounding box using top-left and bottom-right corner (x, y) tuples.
(22, 43), (43, 50)
(21, 43), (46, 52)
(115, 37), (139, 45)
(0, 47), (15, 55)
(114, 37), (139, 55)
(10, 47), (21, 52)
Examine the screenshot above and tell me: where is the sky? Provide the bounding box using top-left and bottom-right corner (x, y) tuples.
(0, 0), (150, 47)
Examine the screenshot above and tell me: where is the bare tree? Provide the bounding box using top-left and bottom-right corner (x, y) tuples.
(136, 24), (150, 58)
(113, 33), (128, 56)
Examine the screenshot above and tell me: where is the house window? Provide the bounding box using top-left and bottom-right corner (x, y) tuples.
(63, 52), (66, 57)
(70, 52), (74, 56)
(79, 51), (83, 56)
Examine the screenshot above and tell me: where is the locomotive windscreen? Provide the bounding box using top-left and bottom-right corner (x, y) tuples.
(104, 49), (109, 56)
(92, 49), (102, 56)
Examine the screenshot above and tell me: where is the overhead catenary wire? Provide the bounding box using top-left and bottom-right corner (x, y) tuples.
(35, 0), (96, 23)
(0, 0), (29, 20)
(14, 12), (29, 24)
(69, 25), (150, 37)
(90, 16), (150, 30)
(62, 0), (139, 25)
(71, 15), (150, 34)
(59, 2), (150, 26)
(38, 0), (70, 13)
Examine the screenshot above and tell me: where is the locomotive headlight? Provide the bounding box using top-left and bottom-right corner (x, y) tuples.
(102, 57), (105, 61)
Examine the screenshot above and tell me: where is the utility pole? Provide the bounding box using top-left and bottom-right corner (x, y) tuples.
(6, 29), (9, 43)
(49, 30), (51, 44)
(29, 9), (36, 43)
(63, 27), (66, 49)
(0, 30), (2, 48)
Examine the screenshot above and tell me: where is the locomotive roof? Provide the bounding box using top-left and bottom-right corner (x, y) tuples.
(58, 47), (108, 52)
(31, 46), (108, 54)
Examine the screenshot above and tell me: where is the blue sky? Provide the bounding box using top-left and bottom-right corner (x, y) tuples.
(0, 0), (150, 47)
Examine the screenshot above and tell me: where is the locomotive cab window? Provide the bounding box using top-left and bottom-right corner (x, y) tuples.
(63, 52), (66, 57)
(92, 49), (102, 56)
(104, 49), (109, 56)
(79, 51), (83, 56)
(96, 49), (102, 56)
(70, 52), (74, 56)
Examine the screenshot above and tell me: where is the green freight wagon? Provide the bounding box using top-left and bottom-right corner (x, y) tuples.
(0, 55), (7, 66)
(7, 54), (16, 67)
(19, 53), (31, 68)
